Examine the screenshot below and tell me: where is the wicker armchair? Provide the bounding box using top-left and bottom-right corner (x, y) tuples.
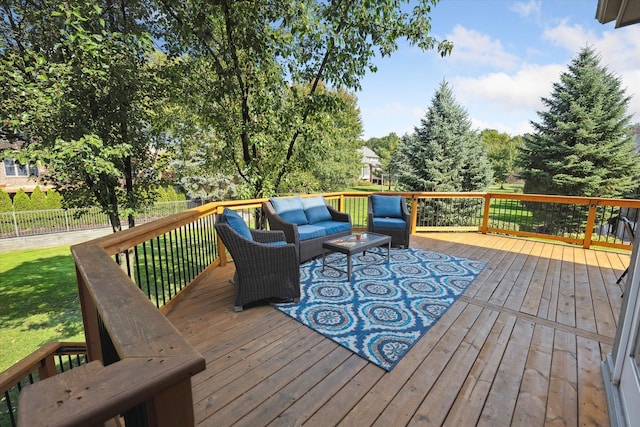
(215, 214), (300, 312)
(367, 194), (411, 248)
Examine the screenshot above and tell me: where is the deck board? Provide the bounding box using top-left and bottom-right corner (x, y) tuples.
(166, 232), (628, 426)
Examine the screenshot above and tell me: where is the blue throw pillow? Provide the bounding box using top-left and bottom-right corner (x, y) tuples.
(221, 208), (253, 240)
(371, 195), (402, 218)
(270, 196), (308, 225)
(302, 196), (332, 224)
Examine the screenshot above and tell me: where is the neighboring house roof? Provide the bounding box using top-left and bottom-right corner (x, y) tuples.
(358, 146), (380, 166)
(0, 138), (21, 151)
(596, 0), (640, 28)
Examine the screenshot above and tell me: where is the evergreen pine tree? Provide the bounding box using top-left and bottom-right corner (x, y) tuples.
(395, 80), (492, 225)
(30, 186), (48, 210)
(518, 46), (640, 198)
(13, 189), (33, 211)
(0, 189), (13, 212)
(397, 80), (492, 192)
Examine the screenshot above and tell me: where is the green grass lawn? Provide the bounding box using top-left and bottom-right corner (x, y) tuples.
(0, 246), (84, 372)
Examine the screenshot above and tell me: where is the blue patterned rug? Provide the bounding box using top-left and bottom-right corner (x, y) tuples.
(273, 248), (486, 371)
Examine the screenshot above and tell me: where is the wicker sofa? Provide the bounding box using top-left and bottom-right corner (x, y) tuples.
(263, 195), (352, 263)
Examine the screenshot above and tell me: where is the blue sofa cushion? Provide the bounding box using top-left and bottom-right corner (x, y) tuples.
(373, 217), (407, 230)
(221, 208), (253, 240)
(265, 241), (287, 247)
(371, 195), (402, 218)
(270, 196), (308, 225)
(302, 196), (332, 224)
(315, 220), (351, 235)
(297, 224), (327, 241)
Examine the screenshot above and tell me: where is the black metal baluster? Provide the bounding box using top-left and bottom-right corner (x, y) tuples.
(134, 245), (143, 291)
(141, 242), (152, 299)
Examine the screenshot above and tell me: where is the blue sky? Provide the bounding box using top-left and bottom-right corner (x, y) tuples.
(357, 0), (640, 139)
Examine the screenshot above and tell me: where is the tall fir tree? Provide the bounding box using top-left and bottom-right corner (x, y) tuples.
(518, 46), (640, 198)
(396, 80), (492, 192)
(395, 80), (492, 226)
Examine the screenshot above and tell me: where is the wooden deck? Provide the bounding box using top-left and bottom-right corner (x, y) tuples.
(166, 233), (628, 426)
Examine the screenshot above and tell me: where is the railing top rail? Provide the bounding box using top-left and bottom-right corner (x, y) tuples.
(73, 244), (204, 362)
(0, 342), (84, 394)
(486, 192), (640, 207)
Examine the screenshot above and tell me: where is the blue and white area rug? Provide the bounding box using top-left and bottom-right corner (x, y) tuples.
(273, 248), (486, 371)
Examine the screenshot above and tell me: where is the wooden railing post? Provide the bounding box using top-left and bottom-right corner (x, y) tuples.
(410, 194), (419, 235)
(584, 200), (598, 249)
(76, 266), (102, 363)
(147, 378), (195, 427)
(481, 193), (491, 234)
(37, 355), (57, 380)
(215, 205), (227, 266)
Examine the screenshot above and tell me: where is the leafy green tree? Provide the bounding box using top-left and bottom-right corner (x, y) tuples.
(0, 189), (12, 212)
(518, 46), (640, 198)
(155, 0), (452, 199)
(1, 1), (163, 232)
(13, 188), (32, 211)
(281, 85), (363, 193)
(481, 129), (523, 188)
(45, 189), (63, 209)
(30, 186), (47, 210)
(397, 81), (492, 192)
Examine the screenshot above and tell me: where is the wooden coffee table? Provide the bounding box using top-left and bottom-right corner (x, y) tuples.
(322, 232), (391, 279)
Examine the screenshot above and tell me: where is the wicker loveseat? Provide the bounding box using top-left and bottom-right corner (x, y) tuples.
(263, 195), (352, 263)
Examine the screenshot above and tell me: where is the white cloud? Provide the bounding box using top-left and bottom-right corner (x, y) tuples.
(542, 21), (596, 51)
(452, 63), (564, 111)
(470, 117), (533, 136)
(510, 0), (542, 18)
(446, 25), (519, 71)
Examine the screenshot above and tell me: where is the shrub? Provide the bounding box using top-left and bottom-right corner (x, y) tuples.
(13, 189), (33, 211)
(0, 189), (12, 212)
(31, 186), (48, 210)
(157, 186), (168, 202)
(46, 189), (63, 209)
(166, 186), (179, 201)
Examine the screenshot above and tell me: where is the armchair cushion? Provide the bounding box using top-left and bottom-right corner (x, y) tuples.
(221, 208), (252, 240)
(302, 196), (332, 224)
(270, 196), (308, 225)
(371, 194), (402, 218)
(372, 217), (407, 230)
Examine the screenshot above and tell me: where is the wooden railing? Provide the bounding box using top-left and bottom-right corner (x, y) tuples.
(10, 191), (639, 426)
(0, 342), (87, 426)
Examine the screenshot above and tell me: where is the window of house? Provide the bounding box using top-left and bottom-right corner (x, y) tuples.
(3, 158), (38, 177)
